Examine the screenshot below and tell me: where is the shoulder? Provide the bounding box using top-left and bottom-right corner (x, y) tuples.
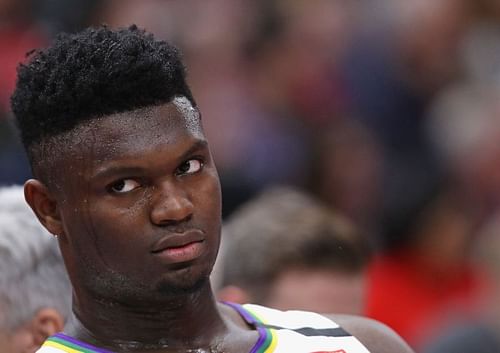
(224, 303), (414, 353)
(326, 314), (415, 353)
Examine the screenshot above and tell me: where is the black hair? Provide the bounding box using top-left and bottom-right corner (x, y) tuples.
(11, 24), (195, 154)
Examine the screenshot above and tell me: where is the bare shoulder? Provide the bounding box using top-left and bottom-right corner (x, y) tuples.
(326, 314), (415, 353)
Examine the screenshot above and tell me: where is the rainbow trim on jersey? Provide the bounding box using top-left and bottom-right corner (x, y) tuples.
(224, 302), (278, 353)
(40, 309), (276, 353)
(40, 333), (114, 353)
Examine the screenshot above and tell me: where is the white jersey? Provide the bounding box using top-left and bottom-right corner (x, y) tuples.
(229, 303), (371, 353)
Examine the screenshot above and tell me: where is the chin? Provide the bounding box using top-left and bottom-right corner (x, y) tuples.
(155, 268), (211, 296)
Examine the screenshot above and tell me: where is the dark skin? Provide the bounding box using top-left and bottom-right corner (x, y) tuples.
(25, 99), (413, 353)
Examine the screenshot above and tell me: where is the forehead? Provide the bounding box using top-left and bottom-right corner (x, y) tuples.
(63, 97), (203, 161)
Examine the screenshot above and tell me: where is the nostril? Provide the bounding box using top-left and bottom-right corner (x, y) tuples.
(176, 213), (193, 225)
(156, 213), (193, 227)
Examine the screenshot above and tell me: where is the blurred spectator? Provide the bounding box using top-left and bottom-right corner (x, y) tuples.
(365, 74), (500, 347)
(214, 185), (371, 315)
(0, 185), (71, 352)
(422, 213), (500, 353)
(365, 181), (487, 348)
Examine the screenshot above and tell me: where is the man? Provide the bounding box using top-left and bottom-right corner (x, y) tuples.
(11, 25), (413, 352)
(0, 185), (71, 353)
(215, 185), (369, 315)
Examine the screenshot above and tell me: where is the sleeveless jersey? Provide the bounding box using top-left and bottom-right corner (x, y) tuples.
(36, 303), (371, 353)
(228, 303), (371, 353)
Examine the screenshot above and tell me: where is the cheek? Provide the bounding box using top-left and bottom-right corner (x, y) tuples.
(90, 208), (147, 255)
(62, 202), (147, 267)
(0, 326), (33, 353)
(191, 172), (222, 252)
(199, 171), (222, 216)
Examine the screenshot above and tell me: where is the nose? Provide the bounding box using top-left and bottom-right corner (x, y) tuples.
(150, 182), (194, 226)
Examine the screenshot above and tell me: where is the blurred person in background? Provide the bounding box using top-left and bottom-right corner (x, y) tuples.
(365, 80), (500, 348)
(365, 180), (487, 348)
(215, 185), (371, 315)
(0, 185), (71, 352)
(422, 213), (500, 352)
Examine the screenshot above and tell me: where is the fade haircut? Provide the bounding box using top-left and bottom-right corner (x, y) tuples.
(219, 186), (371, 303)
(10, 25), (195, 180)
(0, 185), (71, 331)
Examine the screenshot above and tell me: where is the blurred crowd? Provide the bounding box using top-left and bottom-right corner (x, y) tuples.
(2, 0), (500, 351)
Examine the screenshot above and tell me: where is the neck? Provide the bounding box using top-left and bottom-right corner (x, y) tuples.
(67, 282), (228, 352)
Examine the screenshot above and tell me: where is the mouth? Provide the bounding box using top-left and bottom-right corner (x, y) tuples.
(151, 230), (205, 264)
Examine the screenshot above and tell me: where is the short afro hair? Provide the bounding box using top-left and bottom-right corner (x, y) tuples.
(11, 24), (195, 151)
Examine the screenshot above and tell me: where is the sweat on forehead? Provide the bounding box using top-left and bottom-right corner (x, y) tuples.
(29, 99), (202, 186)
(10, 24), (196, 158)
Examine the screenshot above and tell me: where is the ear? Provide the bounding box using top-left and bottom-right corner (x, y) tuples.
(216, 285), (250, 304)
(24, 179), (64, 237)
(30, 308), (65, 346)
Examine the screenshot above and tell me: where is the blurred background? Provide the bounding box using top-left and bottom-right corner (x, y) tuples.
(2, 0), (500, 351)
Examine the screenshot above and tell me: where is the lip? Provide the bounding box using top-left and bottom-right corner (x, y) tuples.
(151, 229), (205, 253)
(151, 230), (205, 264)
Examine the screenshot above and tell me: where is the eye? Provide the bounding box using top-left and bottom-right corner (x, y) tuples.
(176, 159), (204, 176)
(109, 179), (141, 193)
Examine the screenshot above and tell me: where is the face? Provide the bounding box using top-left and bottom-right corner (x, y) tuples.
(0, 325), (33, 353)
(46, 98), (222, 303)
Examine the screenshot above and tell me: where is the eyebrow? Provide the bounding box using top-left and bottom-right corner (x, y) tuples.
(91, 139), (209, 181)
(177, 139), (209, 164)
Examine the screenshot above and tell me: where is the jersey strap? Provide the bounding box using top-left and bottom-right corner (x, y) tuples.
(223, 302), (371, 353)
(38, 333), (114, 353)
